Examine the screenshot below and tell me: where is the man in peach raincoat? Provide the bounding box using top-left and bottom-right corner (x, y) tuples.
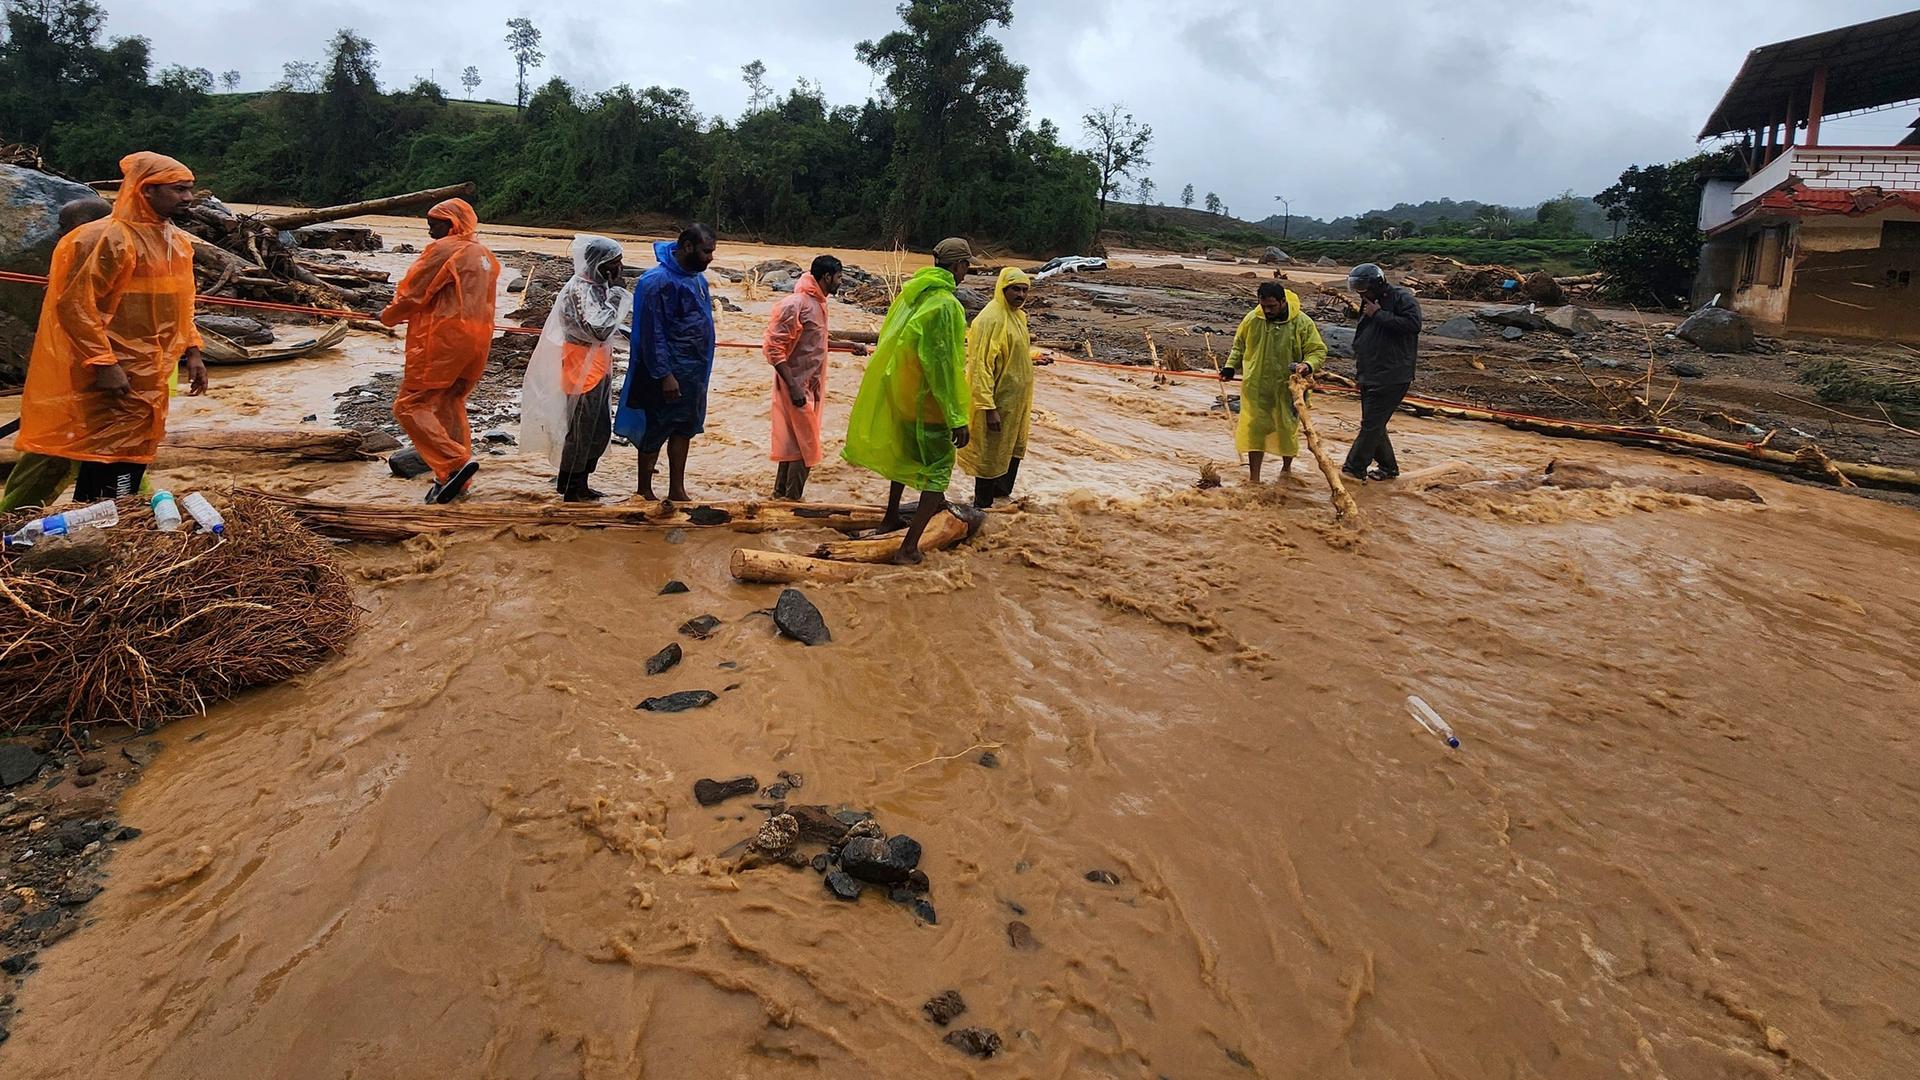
(763, 254), (864, 501)
(12, 152), (208, 502)
(380, 198), (501, 503)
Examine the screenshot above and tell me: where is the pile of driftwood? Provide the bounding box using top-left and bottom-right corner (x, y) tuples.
(160, 182), (477, 312)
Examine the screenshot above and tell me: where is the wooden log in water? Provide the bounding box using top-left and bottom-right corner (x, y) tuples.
(253, 491), (893, 542)
(0, 427), (378, 470)
(729, 549), (873, 585)
(731, 510), (981, 584)
(1290, 375), (1361, 521)
(807, 510), (977, 563)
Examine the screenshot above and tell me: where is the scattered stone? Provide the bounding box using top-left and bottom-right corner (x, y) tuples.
(387, 447), (433, 480)
(810, 852), (830, 873)
(790, 805), (853, 845)
(1085, 869), (1121, 886)
(679, 615), (723, 640)
(749, 813), (799, 856)
(1520, 270), (1566, 307)
(1259, 247), (1292, 266)
(910, 898), (937, 923)
(194, 314), (275, 345)
(636, 690), (717, 713)
(113, 826), (142, 842)
(1675, 306), (1755, 353)
(1007, 920), (1038, 951)
(1476, 306), (1561, 335)
(824, 871), (864, 901)
(0, 895), (20, 914)
(834, 809), (873, 827)
(840, 835), (920, 886)
(1314, 255), (1339, 268)
(645, 643), (683, 677)
(0, 952), (33, 976)
(659, 580), (690, 595)
(482, 429), (515, 445)
(55, 883), (101, 906)
(665, 529), (686, 545)
(694, 775), (759, 807)
(1317, 324), (1355, 359)
(772, 589), (831, 646)
(1430, 315), (1481, 341)
(1500, 326), (1526, 341)
(685, 506), (732, 526)
(977, 751), (999, 768)
(944, 1028), (1003, 1058)
(923, 989), (968, 1027)
(1005, 899), (1027, 916)
(1545, 305), (1605, 335)
(907, 869), (930, 893)
(1226, 1046), (1255, 1069)
(0, 745), (47, 788)
(1667, 359), (1707, 378)
(72, 775), (95, 788)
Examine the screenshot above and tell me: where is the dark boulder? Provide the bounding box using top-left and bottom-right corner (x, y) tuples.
(645, 643), (683, 676)
(637, 690), (717, 713)
(840, 833), (922, 885)
(693, 775), (759, 806)
(922, 989), (967, 1027)
(679, 615), (723, 639)
(772, 588), (831, 645)
(944, 1028), (1003, 1058)
(1676, 306), (1756, 354)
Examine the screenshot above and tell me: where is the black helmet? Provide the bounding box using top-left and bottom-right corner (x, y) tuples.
(1347, 263), (1387, 292)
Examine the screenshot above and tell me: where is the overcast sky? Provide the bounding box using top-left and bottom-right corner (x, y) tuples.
(108, 0), (1920, 220)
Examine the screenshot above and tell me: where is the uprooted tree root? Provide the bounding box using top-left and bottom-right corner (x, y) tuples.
(0, 491), (358, 739)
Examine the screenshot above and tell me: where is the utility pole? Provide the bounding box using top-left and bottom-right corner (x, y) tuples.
(1273, 194), (1291, 238)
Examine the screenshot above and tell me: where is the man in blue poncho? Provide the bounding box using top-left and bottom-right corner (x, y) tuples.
(616, 223), (718, 501)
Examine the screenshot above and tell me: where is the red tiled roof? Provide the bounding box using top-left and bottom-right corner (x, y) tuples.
(1749, 186), (1920, 216)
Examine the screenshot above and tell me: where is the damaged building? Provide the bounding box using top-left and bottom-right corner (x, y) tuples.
(1694, 10), (1920, 342)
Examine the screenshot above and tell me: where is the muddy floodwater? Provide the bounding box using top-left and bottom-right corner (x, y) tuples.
(3, 220), (1918, 1079)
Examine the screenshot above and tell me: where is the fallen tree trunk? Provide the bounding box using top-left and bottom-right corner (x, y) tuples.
(0, 427), (379, 470)
(1392, 395), (1920, 491)
(255, 492), (893, 542)
(731, 510), (983, 584)
(1290, 375), (1361, 521)
(255, 184), (478, 231)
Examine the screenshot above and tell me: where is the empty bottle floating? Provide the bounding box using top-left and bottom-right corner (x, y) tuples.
(1406, 695), (1461, 749)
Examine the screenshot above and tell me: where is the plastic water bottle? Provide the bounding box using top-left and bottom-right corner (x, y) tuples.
(151, 491), (183, 532)
(2, 500), (120, 550)
(180, 492), (226, 536)
(1406, 695), (1461, 749)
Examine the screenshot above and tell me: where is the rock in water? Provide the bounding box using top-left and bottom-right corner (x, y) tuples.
(693, 776), (759, 806)
(659, 580), (690, 595)
(944, 1028), (1003, 1058)
(1007, 920), (1038, 951)
(841, 833), (922, 885)
(910, 898), (937, 924)
(789, 804), (853, 845)
(679, 615), (723, 640)
(1430, 315), (1481, 341)
(684, 506), (732, 526)
(1676, 306), (1756, 354)
(637, 690), (718, 713)
(922, 989), (967, 1027)
(824, 871), (864, 901)
(0, 744), (48, 788)
(645, 643), (683, 676)
(773, 589), (831, 645)
(750, 813), (799, 856)
(1085, 869), (1121, 886)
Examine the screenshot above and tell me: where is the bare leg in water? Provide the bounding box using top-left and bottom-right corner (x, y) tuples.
(881, 481), (908, 531)
(893, 490), (948, 566)
(637, 448), (658, 500)
(666, 436), (691, 502)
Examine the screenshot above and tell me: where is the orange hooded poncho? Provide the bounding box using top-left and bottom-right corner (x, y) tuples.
(14, 152), (202, 464)
(380, 198), (501, 389)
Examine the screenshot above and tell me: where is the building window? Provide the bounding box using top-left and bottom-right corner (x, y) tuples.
(1740, 226), (1790, 289)
(1739, 231), (1761, 288)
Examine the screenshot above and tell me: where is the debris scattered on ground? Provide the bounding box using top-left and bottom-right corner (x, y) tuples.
(923, 989), (968, 1027)
(645, 644), (683, 676)
(679, 615), (723, 640)
(762, 771), (804, 800)
(771, 589), (830, 645)
(659, 580), (690, 595)
(694, 776), (759, 806)
(977, 750), (1000, 768)
(943, 1028), (1003, 1058)
(1084, 869), (1121, 886)
(1007, 920), (1038, 951)
(637, 690), (718, 714)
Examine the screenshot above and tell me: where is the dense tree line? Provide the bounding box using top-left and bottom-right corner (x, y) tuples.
(0, 0), (1101, 254)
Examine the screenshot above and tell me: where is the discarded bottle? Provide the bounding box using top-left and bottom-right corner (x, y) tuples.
(2, 500), (120, 550)
(1406, 695), (1461, 749)
(180, 492), (226, 536)
(151, 491), (183, 532)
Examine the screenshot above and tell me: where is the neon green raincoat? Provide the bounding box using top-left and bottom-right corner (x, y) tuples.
(1226, 289), (1327, 456)
(842, 265), (969, 490)
(958, 267), (1033, 481)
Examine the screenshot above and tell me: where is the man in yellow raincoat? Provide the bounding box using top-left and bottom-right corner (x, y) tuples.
(1220, 281), (1327, 483)
(12, 152), (208, 503)
(841, 237), (976, 564)
(958, 267), (1033, 508)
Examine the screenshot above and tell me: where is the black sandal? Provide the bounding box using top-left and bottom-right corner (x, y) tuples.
(436, 460), (479, 504)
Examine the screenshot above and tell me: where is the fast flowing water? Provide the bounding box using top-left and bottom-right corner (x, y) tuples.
(3, 227), (1917, 1079)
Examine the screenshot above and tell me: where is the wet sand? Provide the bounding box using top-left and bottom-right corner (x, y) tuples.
(3, 222), (1918, 1078)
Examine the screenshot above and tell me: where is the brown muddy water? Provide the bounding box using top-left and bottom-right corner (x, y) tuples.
(3, 222), (1918, 1079)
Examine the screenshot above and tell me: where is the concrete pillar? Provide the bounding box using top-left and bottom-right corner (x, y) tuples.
(1805, 66), (1828, 147)
(1785, 93), (1799, 151)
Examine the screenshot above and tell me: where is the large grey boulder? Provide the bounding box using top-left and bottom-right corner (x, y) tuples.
(1, 165), (98, 380)
(1430, 315), (1481, 341)
(1259, 247), (1292, 265)
(1317, 324), (1355, 358)
(1476, 305), (1564, 335)
(1675, 306), (1755, 354)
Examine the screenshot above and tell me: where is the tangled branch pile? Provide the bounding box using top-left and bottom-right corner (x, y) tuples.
(1, 491), (358, 737)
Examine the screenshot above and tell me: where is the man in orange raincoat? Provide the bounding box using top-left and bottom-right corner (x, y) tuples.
(380, 198), (501, 503)
(762, 254), (864, 501)
(12, 152), (208, 502)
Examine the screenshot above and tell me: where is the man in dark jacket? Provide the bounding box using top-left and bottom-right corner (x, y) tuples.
(1342, 262), (1420, 480)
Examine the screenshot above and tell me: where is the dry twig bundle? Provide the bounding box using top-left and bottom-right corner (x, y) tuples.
(1, 491), (358, 737)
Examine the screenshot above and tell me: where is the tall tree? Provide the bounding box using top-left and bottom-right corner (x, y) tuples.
(1204, 191), (1221, 216)
(276, 60), (319, 92)
(1136, 177), (1154, 206)
(1181, 182), (1194, 210)
(310, 28), (381, 202)
(1082, 103), (1151, 231)
(504, 17), (542, 110)
(740, 59), (771, 112)
(219, 69), (240, 92)
(856, 0), (1027, 245)
(460, 65), (481, 98)
(1593, 150), (1732, 305)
